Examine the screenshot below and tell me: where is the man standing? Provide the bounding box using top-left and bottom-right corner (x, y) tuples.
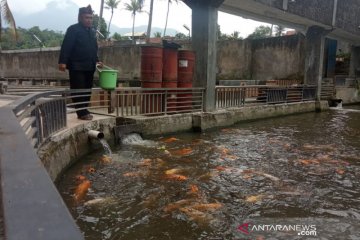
(59, 5), (102, 120)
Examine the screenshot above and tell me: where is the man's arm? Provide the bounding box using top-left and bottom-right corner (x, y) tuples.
(58, 26), (76, 71)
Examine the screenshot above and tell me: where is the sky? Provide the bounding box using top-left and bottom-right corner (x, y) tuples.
(7, 0), (272, 37)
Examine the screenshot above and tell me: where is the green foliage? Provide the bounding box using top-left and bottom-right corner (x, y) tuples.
(175, 32), (187, 39)
(0, 0), (17, 40)
(153, 32), (162, 38)
(112, 32), (128, 40)
(105, 0), (121, 34)
(0, 26), (64, 50)
(93, 14), (108, 39)
(217, 25), (243, 40)
(247, 25), (272, 39)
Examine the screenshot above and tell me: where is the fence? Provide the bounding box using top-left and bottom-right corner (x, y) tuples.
(215, 85), (317, 109)
(10, 88), (205, 148)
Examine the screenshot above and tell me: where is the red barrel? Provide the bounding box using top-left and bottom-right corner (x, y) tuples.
(162, 48), (178, 84)
(177, 50), (195, 112)
(141, 46), (163, 87)
(141, 46), (163, 115)
(178, 50), (195, 84)
(162, 47), (178, 114)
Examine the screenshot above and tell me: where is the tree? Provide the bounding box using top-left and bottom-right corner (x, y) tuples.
(93, 14), (108, 39)
(0, 0), (17, 41)
(124, 0), (143, 44)
(105, 0), (121, 35)
(175, 32), (187, 39)
(146, 0), (154, 42)
(163, 0), (178, 37)
(153, 31), (162, 38)
(230, 31), (243, 40)
(0, 27), (64, 50)
(247, 25), (272, 39)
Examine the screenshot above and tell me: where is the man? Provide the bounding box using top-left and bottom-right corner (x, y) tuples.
(58, 5), (102, 120)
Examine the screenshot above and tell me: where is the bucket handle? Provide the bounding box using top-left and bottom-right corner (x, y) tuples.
(96, 64), (113, 72)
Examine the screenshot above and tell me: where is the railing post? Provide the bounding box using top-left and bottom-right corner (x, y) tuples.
(164, 89), (168, 115)
(108, 90), (116, 114)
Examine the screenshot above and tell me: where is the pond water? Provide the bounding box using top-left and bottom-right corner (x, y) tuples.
(57, 108), (360, 240)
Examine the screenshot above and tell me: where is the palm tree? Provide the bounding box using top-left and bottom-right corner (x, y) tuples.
(105, 0), (121, 35)
(153, 31), (161, 38)
(124, 0), (143, 44)
(0, 0), (17, 40)
(99, 0), (105, 32)
(163, 0), (178, 37)
(146, 0), (154, 42)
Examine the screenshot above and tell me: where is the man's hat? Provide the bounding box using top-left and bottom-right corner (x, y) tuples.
(79, 5), (93, 15)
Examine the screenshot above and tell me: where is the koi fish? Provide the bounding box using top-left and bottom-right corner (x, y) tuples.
(165, 174), (188, 181)
(179, 207), (213, 223)
(100, 155), (112, 164)
(172, 148), (193, 156)
(164, 199), (194, 213)
(84, 197), (115, 207)
(215, 166), (226, 171)
(252, 171), (280, 181)
(123, 172), (141, 177)
(87, 167), (96, 173)
(245, 195), (263, 203)
(303, 144), (335, 151)
(138, 158), (152, 167)
(75, 175), (87, 182)
(189, 184), (199, 193)
(163, 137), (179, 143)
(165, 168), (182, 175)
(190, 203), (223, 211)
(74, 180), (91, 202)
(299, 159), (320, 165)
(336, 169), (345, 175)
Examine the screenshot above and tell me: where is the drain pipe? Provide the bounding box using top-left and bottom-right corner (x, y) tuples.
(88, 130), (105, 139)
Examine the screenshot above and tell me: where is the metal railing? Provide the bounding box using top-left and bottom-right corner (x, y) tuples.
(215, 85), (317, 109)
(10, 87), (205, 147)
(114, 88), (204, 116)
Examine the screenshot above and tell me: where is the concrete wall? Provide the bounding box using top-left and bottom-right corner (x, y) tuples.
(336, 87), (360, 104)
(1, 35), (305, 82)
(99, 45), (141, 80)
(0, 47), (67, 79)
(251, 34), (305, 81)
(217, 40), (253, 80)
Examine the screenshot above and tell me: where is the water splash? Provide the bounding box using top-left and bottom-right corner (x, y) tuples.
(99, 138), (112, 156)
(121, 133), (157, 147)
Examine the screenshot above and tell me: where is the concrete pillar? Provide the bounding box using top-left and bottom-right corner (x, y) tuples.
(304, 26), (328, 101)
(349, 46), (360, 77)
(184, 0), (224, 112)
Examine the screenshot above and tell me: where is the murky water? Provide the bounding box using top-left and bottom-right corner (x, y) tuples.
(58, 109), (360, 240)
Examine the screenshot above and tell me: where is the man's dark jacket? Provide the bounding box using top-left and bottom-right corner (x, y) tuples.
(59, 23), (99, 71)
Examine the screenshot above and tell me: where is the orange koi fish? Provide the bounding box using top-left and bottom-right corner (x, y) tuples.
(163, 137), (179, 143)
(74, 180), (91, 202)
(165, 174), (188, 181)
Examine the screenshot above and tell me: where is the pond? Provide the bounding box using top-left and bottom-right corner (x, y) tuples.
(57, 108), (360, 239)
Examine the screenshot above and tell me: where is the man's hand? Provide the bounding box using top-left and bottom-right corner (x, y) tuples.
(96, 62), (104, 68)
(59, 64), (67, 72)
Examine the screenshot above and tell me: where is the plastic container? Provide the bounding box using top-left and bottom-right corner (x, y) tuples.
(97, 65), (118, 90)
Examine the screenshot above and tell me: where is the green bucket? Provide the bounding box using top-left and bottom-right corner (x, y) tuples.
(97, 65), (118, 90)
